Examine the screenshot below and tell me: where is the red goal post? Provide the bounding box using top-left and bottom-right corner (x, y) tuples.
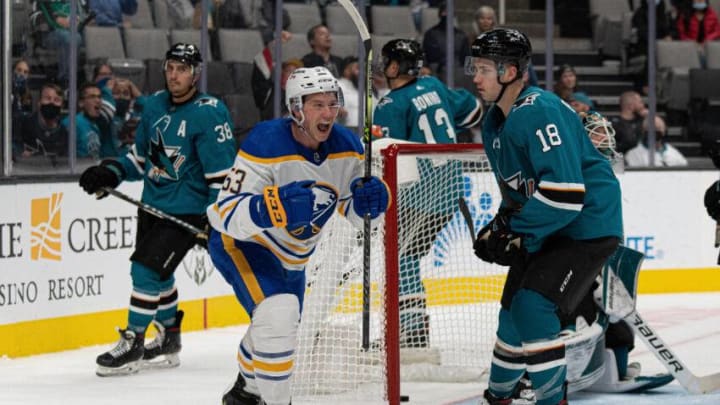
(293, 141), (506, 405)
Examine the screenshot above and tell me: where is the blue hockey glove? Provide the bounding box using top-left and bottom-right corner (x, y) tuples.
(251, 180), (315, 229)
(473, 210), (524, 266)
(351, 176), (390, 219)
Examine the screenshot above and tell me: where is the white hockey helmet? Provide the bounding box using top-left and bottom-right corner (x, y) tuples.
(285, 66), (344, 124)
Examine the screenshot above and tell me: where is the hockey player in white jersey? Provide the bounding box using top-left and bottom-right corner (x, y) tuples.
(205, 66), (390, 405)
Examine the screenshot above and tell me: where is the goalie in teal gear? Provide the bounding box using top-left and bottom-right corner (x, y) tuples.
(372, 38), (483, 353)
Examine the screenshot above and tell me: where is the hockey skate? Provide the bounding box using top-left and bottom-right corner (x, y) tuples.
(222, 372), (263, 405)
(96, 328), (144, 377)
(143, 310), (184, 370)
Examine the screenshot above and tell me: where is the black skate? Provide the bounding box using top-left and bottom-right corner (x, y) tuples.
(222, 372), (262, 405)
(96, 328), (144, 377)
(143, 310), (184, 370)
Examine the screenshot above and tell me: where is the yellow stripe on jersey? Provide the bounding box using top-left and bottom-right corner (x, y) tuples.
(219, 199), (239, 220)
(237, 149), (363, 164)
(251, 235), (310, 266)
(221, 233), (265, 304)
(253, 359), (294, 373)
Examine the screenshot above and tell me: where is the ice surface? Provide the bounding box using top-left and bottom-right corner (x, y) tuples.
(1, 293), (719, 405)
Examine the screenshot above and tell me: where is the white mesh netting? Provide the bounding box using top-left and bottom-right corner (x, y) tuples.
(292, 143), (506, 404)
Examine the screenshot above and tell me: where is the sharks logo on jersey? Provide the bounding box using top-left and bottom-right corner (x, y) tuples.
(147, 113), (186, 181)
(501, 170), (535, 200)
(513, 92), (540, 111)
(287, 183), (338, 240)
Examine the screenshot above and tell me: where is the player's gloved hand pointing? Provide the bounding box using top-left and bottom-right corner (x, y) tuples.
(351, 176), (390, 219)
(78, 160), (124, 199)
(473, 210), (524, 266)
(252, 180), (316, 230)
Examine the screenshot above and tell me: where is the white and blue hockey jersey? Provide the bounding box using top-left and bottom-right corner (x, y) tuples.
(207, 118), (369, 272)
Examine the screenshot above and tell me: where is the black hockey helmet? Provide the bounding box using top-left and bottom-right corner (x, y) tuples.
(381, 39), (424, 76)
(165, 43), (203, 68)
(470, 28), (531, 74)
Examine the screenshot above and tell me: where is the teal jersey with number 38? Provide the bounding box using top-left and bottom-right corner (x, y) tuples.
(372, 75), (482, 143)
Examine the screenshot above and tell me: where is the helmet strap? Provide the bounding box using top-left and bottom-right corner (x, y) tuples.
(492, 62), (523, 103)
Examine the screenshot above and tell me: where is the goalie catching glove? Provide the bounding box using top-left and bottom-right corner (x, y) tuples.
(251, 180), (316, 230)
(78, 159), (125, 199)
(350, 176), (390, 219)
(473, 209), (524, 266)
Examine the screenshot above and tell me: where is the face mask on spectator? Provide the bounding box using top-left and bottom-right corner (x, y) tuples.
(115, 99), (131, 117)
(13, 73), (26, 92)
(40, 103), (61, 120)
(694, 2), (708, 10)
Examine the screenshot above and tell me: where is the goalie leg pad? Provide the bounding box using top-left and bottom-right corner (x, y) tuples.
(585, 349), (674, 393)
(594, 246), (644, 320)
(249, 294), (300, 405)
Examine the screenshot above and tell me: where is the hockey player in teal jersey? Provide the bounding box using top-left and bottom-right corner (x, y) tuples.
(372, 39), (483, 353)
(78, 43), (237, 377)
(466, 29), (623, 405)
(206, 66), (390, 405)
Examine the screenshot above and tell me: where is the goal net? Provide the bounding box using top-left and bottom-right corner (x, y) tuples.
(292, 142), (506, 404)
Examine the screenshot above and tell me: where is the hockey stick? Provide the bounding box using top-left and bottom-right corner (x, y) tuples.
(337, 0), (373, 351)
(99, 187), (207, 240)
(458, 199), (720, 394)
(458, 197), (475, 241)
(624, 308), (720, 394)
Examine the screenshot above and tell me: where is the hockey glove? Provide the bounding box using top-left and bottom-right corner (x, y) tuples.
(195, 215), (209, 250)
(473, 211), (524, 266)
(78, 159), (124, 199)
(705, 180), (720, 220)
(350, 176), (390, 219)
(251, 180), (316, 229)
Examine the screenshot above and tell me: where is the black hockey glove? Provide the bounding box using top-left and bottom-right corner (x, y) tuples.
(473, 210), (524, 266)
(79, 160), (124, 199)
(705, 181), (720, 220)
(195, 215), (209, 250)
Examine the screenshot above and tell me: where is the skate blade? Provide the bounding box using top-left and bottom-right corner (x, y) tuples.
(96, 360), (142, 377)
(142, 353), (180, 370)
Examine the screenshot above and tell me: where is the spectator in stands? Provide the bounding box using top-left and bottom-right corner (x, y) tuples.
(252, 51), (303, 120)
(111, 78), (143, 151)
(88, 0), (138, 27)
(11, 60), (34, 156)
(16, 83), (68, 159)
(553, 64), (594, 112)
(422, 1), (470, 78)
(239, 0), (291, 45)
(677, 0), (720, 66)
(337, 56), (360, 129)
(63, 83), (118, 159)
(631, 0), (674, 93)
(473, 5), (497, 35)
(29, 0), (89, 85)
(625, 115), (688, 167)
(302, 24), (344, 78)
(611, 90), (648, 154)
(164, 0), (194, 29)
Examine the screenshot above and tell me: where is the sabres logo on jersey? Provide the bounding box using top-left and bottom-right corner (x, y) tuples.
(287, 183), (338, 240)
(148, 129), (184, 181)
